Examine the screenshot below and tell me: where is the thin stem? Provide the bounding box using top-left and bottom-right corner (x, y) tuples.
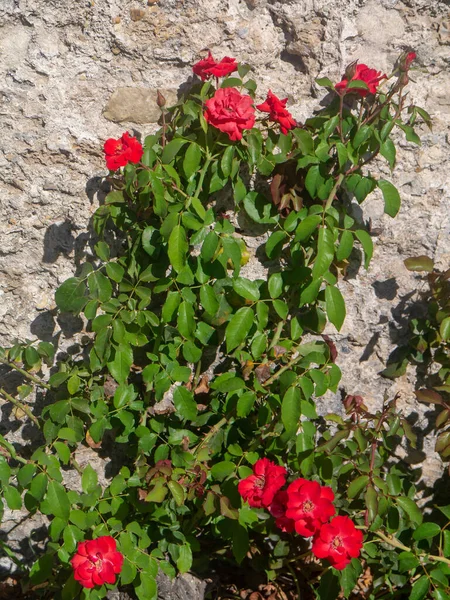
(0, 357), (51, 390)
(193, 416), (227, 456)
(0, 387), (40, 428)
(262, 343), (305, 388)
(193, 156), (213, 200)
(324, 173), (344, 212)
(286, 562), (301, 599)
(338, 93), (345, 143)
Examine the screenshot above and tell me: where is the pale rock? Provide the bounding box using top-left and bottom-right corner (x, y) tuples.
(103, 87), (178, 124)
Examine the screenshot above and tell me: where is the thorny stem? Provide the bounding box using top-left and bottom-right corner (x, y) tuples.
(0, 387), (40, 428)
(374, 531), (450, 567)
(338, 93), (345, 143)
(0, 357), (51, 390)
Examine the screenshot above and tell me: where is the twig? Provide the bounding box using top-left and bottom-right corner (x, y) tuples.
(0, 387), (40, 428)
(0, 357), (51, 390)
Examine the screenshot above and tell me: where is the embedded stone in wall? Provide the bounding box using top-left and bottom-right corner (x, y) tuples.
(103, 88), (178, 124)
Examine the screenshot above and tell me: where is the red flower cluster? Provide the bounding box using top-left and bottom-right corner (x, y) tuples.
(335, 63), (386, 97)
(71, 536), (124, 589)
(237, 457), (287, 508)
(193, 51), (238, 81)
(103, 132), (143, 171)
(256, 90), (296, 135)
(204, 88), (255, 141)
(238, 459), (363, 570)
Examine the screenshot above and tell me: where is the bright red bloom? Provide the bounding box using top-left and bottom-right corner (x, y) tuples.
(207, 56), (238, 78)
(238, 458), (287, 508)
(103, 132), (143, 171)
(285, 478), (335, 537)
(335, 63), (386, 97)
(192, 52), (238, 81)
(256, 90), (296, 135)
(269, 490), (296, 533)
(192, 51), (218, 81)
(71, 536), (124, 589)
(312, 515), (363, 570)
(204, 88), (255, 141)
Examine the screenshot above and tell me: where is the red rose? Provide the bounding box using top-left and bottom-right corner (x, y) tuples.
(103, 132), (143, 171)
(269, 490), (296, 533)
(312, 515), (363, 570)
(335, 63), (386, 97)
(192, 51), (218, 81)
(256, 90), (296, 135)
(204, 88), (255, 141)
(238, 458), (287, 508)
(285, 478), (335, 537)
(207, 56), (238, 78)
(71, 536), (124, 589)
(192, 52), (238, 81)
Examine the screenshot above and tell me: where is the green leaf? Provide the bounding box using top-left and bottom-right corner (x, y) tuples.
(347, 475), (369, 499)
(266, 231), (287, 258)
(183, 143), (202, 178)
(380, 138), (396, 169)
(221, 145), (235, 178)
(211, 461), (235, 481)
(336, 230), (354, 261)
(348, 80), (369, 90)
(237, 391), (256, 417)
(41, 480), (70, 521)
(3, 484), (22, 510)
(354, 230), (373, 269)
(200, 285), (219, 316)
(268, 272), (283, 299)
(162, 291), (181, 323)
(225, 307), (254, 352)
(325, 285), (346, 331)
(88, 271), (112, 303)
(440, 317), (450, 341)
(168, 480), (185, 506)
(413, 522), (441, 541)
(82, 464), (99, 494)
(232, 278), (260, 301)
(378, 179), (401, 217)
(398, 551), (420, 572)
(396, 497), (423, 525)
(315, 77), (333, 88)
(108, 344), (133, 384)
(135, 571), (157, 600)
(177, 301), (196, 339)
(161, 138), (188, 164)
(105, 262), (124, 283)
(55, 278), (87, 313)
(232, 523), (249, 564)
(312, 227), (334, 279)
(168, 225), (188, 273)
(305, 165), (323, 198)
(282, 387), (301, 437)
(177, 544), (192, 574)
(29, 473), (48, 501)
(173, 386), (197, 421)
(295, 215), (322, 242)
(409, 576), (429, 600)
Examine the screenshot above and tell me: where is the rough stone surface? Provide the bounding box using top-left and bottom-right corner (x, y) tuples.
(0, 0), (449, 588)
(103, 87), (178, 124)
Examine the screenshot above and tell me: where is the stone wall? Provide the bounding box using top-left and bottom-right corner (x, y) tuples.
(1, 0), (449, 502)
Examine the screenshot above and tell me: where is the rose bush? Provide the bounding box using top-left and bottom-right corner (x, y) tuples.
(0, 50), (447, 600)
